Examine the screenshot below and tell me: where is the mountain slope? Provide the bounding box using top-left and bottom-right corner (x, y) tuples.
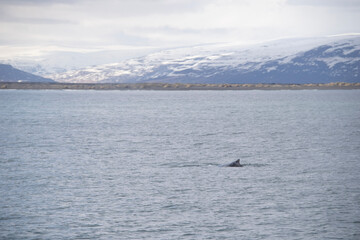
(0, 64), (54, 83)
(50, 35), (360, 84)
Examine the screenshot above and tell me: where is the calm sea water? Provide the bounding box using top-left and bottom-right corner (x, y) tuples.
(1, 90), (360, 239)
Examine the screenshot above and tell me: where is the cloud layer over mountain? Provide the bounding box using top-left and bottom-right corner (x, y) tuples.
(1, 0), (360, 60)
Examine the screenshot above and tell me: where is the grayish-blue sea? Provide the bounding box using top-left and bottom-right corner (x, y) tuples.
(1, 90), (360, 239)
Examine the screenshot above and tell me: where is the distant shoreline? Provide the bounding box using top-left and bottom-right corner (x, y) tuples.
(1, 82), (360, 90)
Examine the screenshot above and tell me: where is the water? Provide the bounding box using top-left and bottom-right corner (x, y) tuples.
(1, 90), (359, 239)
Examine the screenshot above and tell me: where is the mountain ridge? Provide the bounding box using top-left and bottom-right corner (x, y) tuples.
(48, 35), (360, 84)
(0, 64), (54, 83)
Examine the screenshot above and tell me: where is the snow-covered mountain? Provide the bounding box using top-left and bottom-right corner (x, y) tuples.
(0, 64), (54, 83)
(0, 48), (159, 76)
(48, 35), (360, 84)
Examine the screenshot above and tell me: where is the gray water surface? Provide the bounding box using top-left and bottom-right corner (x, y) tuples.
(1, 90), (360, 239)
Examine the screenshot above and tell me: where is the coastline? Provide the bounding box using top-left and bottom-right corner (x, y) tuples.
(1, 82), (360, 90)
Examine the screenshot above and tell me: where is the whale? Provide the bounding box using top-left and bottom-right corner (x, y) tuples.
(226, 159), (243, 167)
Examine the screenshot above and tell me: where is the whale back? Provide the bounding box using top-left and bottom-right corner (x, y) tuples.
(227, 159), (243, 167)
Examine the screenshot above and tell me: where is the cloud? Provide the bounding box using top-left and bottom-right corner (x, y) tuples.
(287, 0), (360, 7)
(0, 0), (359, 59)
(0, 15), (75, 25)
(0, 0), (81, 6)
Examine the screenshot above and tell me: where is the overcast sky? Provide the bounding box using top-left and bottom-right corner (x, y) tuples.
(1, 0), (360, 58)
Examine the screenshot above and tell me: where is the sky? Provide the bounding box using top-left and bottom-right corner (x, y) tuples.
(0, 0), (360, 59)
